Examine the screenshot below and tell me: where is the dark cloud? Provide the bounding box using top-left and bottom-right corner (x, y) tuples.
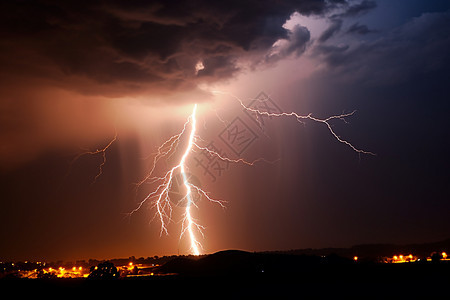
(316, 1), (377, 43)
(312, 11), (450, 86)
(0, 0), (337, 99)
(337, 0), (377, 18)
(318, 19), (343, 42)
(346, 22), (374, 35)
(264, 24), (311, 63)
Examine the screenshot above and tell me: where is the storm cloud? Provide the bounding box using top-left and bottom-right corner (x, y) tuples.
(346, 22), (374, 35)
(0, 0), (344, 99)
(313, 10), (450, 86)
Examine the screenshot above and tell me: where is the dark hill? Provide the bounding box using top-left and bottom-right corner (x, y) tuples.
(157, 249), (325, 276)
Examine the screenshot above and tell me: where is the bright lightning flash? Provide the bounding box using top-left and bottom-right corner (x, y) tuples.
(129, 101), (273, 255)
(128, 94), (373, 255)
(214, 91), (376, 156)
(76, 92), (373, 256)
(68, 130), (118, 184)
(179, 104), (203, 254)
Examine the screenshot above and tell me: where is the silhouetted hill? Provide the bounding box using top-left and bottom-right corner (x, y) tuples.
(157, 249), (338, 276)
(157, 250), (253, 275)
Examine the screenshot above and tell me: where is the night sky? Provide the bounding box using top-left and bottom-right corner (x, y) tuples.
(1, 0), (450, 262)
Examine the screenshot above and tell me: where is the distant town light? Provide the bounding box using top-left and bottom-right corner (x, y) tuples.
(353, 256), (358, 261)
(442, 252), (447, 259)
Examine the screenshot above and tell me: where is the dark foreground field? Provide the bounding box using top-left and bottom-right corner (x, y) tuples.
(2, 257), (449, 299)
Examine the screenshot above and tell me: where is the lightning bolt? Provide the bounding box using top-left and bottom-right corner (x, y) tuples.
(179, 103), (201, 254)
(129, 101), (278, 255)
(130, 104), (226, 255)
(77, 91), (373, 256)
(214, 91), (376, 157)
(67, 129), (118, 184)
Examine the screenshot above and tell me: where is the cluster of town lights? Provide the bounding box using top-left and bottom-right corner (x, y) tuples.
(386, 252), (448, 263)
(41, 266), (87, 278)
(392, 254), (416, 263)
(352, 252), (448, 264)
(0, 261), (160, 278)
